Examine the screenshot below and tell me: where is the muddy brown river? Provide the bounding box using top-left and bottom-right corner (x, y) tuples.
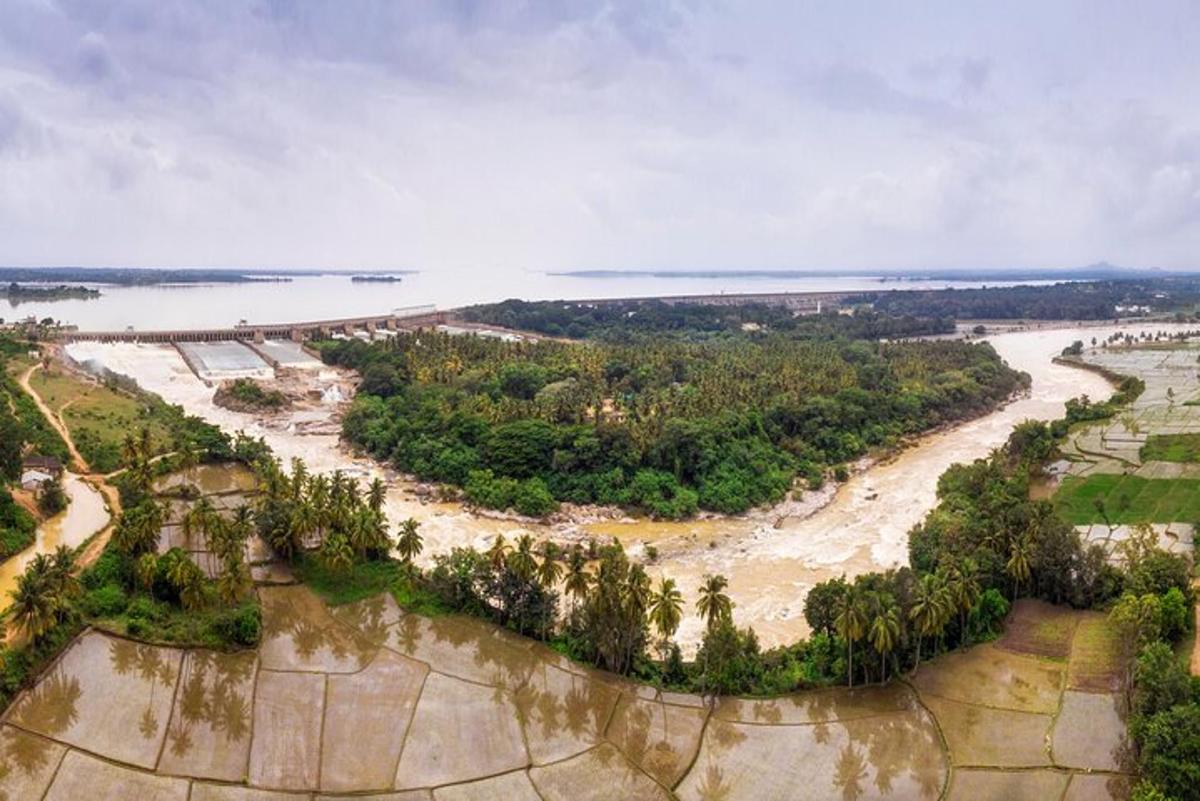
(65, 324), (1182, 652)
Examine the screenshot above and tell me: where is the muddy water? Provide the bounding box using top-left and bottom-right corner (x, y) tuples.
(153, 463), (258, 496)
(2, 591), (1128, 799)
(0, 473), (109, 610)
(62, 326), (1184, 652)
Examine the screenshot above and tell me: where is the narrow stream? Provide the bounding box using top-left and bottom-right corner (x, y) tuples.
(0, 473), (109, 609)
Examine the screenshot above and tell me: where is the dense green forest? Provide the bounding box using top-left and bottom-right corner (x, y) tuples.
(461, 300), (953, 341)
(322, 329), (1026, 518)
(860, 278), (1200, 320)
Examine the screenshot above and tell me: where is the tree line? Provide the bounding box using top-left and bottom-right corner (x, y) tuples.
(460, 299), (953, 341)
(860, 278), (1200, 320)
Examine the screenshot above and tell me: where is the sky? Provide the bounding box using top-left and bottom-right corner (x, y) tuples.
(0, 1), (1199, 273)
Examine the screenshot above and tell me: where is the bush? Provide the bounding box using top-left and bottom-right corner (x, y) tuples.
(966, 588), (1010, 640)
(81, 549), (130, 590)
(1136, 703), (1200, 801)
(513, 477), (557, 517)
(1133, 641), (1192, 723)
(81, 583), (128, 617)
(212, 602), (262, 646)
(126, 595), (167, 623)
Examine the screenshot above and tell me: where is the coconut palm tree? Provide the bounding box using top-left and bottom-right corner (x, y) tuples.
(908, 572), (950, 671)
(486, 534), (509, 571)
(9, 557), (59, 640)
(947, 557), (981, 640)
(320, 533), (354, 574)
(367, 477), (387, 514)
(1006, 535), (1032, 600)
(563, 546), (590, 613)
(648, 577), (684, 660)
(396, 518), (423, 567)
(867, 593), (901, 683)
(835, 586), (868, 687)
(135, 553), (158, 593)
(535, 541), (563, 589)
(508, 534), (537, 581)
(696, 574), (732, 633)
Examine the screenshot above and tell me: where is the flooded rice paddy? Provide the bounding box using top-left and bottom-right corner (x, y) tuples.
(64, 326), (1155, 652)
(0, 592), (1132, 800)
(1054, 342), (1200, 558)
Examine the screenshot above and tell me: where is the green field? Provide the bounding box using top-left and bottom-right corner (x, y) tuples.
(1140, 432), (1200, 463)
(29, 368), (172, 472)
(1054, 473), (1200, 524)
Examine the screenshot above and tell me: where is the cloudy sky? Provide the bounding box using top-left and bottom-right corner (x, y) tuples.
(1, 1), (1198, 273)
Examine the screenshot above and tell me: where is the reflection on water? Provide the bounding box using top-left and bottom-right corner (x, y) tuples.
(9, 671), (82, 737)
(0, 473), (108, 611)
(154, 463), (257, 496)
(166, 651), (254, 758)
(2, 586), (1134, 799)
(0, 725), (62, 801)
(682, 708), (947, 801)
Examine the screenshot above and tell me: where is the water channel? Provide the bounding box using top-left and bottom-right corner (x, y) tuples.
(0, 473), (109, 607)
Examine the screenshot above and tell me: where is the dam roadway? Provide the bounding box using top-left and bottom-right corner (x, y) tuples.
(58, 290), (853, 344)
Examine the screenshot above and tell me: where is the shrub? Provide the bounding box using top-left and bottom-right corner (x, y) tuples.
(81, 583), (128, 617)
(513, 477), (557, 517)
(213, 602), (262, 647)
(1136, 702), (1200, 801)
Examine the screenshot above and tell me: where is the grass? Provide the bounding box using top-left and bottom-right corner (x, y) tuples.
(29, 368), (171, 472)
(89, 596), (262, 651)
(0, 358), (70, 464)
(1067, 612), (1123, 692)
(1054, 473), (1200, 524)
(996, 599), (1077, 660)
(296, 555), (449, 616)
(1141, 433), (1200, 463)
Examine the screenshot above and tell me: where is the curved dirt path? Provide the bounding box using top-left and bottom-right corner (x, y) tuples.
(14, 363), (120, 570)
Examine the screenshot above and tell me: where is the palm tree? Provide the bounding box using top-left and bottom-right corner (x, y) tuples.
(486, 534), (509, 571)
(535, 541), (563, 589)
(289, 458), (308, 500)
(135, 553), (159, 593)
(563, 546), (590, 613)
(321, 533), (354, 574)
(834, 586), (868, 687)
(947, 557), (981, 640)
(367, 478), (387, 514)
(648, 577), (684, 660)
(908, 573), (950, 671)
(867, 593), (901, 683)
(396, 518), (423, 567)
(1006, 535), (1032, 600)
(696, 574), (732, 633)
(508, 534), (537, 581)
(179, 564), (207, 611)
(9, 558), (59, 640)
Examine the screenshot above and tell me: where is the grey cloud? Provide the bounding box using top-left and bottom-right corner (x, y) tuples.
(0, 1), (1198, 270)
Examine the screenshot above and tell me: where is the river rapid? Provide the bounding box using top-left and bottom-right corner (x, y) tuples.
(62, 323), (1188, 653)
